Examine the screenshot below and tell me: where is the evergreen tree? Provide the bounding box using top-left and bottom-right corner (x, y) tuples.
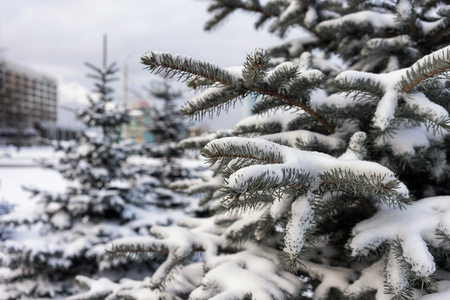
(132, 78), (203, 209)
(143, 78), (186, 161)
(142, 79), (193, 190)
(70, 1), (450, 299)
(0, 44), (198, 299)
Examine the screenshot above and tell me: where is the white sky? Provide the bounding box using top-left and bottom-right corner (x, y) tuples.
(0, 0), (288, 129)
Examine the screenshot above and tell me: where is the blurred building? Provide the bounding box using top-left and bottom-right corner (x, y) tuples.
(122, 102), (154, 144)
(123, 101), (206, 144)
(0, 61), (79, 146)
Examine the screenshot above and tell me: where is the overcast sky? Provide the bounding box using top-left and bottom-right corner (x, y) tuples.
(0, 0), (288, 129)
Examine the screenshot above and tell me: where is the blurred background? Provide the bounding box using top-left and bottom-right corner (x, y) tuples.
(0, 0), (290, 143)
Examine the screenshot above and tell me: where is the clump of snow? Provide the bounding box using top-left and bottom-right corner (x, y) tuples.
(350, 196), (450, 281)
(262, 129), (344, 149)
(421, 281), (450, 299)
(346, 259), (388, 300)
(339, 131), (367, 161)
(190, 246), (301, 299)
(283, 191), (314, 258)
(301, 261), (357, 299)
(385, 247), (410, 296)
(304, 6), (318, 28)
(317, 11), (396, 31)
(396, 0), (413, 20)
(50, 211), (71, 229)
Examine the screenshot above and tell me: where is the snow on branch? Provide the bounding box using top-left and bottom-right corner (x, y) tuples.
(189, 246), (302, 299)
(317, 11), (396, 33)
(348, 195), (450, 296)
(334, 75), (384, 102)
(399, 46), (450, 93)
(204, 136), (409, 206)
(282, 191), (315, 271)
(66, 276), (120, 300)
(177, 129), (232, 150)
(242, 48), (270, 87)
(106, 225), (227, 288)
(202, 136), (285, 169)
(334, 46), (450, 143)
(201, 136), (410, 268)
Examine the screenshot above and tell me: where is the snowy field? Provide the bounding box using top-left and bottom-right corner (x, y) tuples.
(0, 146), (68, 206)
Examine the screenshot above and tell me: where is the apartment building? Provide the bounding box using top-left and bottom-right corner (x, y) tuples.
(0, 61), (58, 146)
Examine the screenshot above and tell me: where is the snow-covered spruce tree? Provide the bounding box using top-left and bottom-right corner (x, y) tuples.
(0, 55), (197, 299)
(70, 1), (450, 299)
(141, 79), (197, 197)
(142, 78), (186, 162)
(128, 78), (206, 209)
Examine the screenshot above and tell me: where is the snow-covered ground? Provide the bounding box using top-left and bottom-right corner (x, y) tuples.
(0, 146), (68, 206)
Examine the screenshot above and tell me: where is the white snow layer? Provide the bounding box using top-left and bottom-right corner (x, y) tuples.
(283, 191), (314, 258)
(317, 11), (396, 31)
(208, 136), (409, 198)
(190, 246), (301, 300)
(350, 196), (450, 278)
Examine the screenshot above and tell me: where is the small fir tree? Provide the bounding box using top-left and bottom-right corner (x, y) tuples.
(142, 79), (192, 189)
(133, 78), (202, 209)
(144, 79), (186, 161)
(70, 1), (450, 299)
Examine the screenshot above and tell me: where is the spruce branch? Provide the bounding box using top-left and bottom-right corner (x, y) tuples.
(223, 208), (272, 242)
(180, 85), (246, 120)
(295, 135), (346, 157)
(398, 103), (450, 135)
(68, 276), (118, 300)
(141, 52), (238, 87)
(319, 168), (408, 208)
(334, 76), (384, 102)
(252, 85), (335, 133)
(177, 130), (232, 150)
(223, 168), (311, 209)
(204, 0), (279, 32)
(105, 227), (230, 289)
(400, 47), (450, 94)
(388, 238), (437, 297)
(204, 6), (235, 31)
(265, 61), (299, 90)
(384, 242), (415, 300)
(143, 50), (335, 133)
(233, 121), (283, 137)
(202, 138), (284, 168)
(242, 48), (270, 87)
(251, 95), (290, 114)
(436, 226), (450, 248)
